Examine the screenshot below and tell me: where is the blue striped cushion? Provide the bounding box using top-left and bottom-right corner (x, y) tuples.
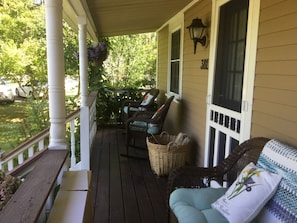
(129, 121), (161, 135)
(256, 139), (297, 223)
(123, 106), (142, 114)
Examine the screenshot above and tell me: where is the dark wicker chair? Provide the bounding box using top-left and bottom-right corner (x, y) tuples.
(122, 96), (174, 159)
(167, 137), (270, 223)
(121, 88), (159, 124)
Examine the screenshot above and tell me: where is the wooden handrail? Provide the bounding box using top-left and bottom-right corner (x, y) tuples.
(65, 108), (80, 122)
(8, 149), (47, 177)
(0, 150), (69, 223)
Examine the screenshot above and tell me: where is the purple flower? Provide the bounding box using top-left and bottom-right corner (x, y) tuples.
(87, 42), (109, 62)
(75, 42), (109, 63)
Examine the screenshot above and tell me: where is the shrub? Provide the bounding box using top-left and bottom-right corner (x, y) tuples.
(0, 170), (21, 211)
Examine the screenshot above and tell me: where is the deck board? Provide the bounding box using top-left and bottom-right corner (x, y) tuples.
(92, 129), (110, 223)
(91, 126), (168, 223)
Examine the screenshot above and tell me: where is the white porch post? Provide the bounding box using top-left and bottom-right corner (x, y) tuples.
(78, 16), (90, 170)
(45, 0), (67, 150)
(78, 16), (88, 106)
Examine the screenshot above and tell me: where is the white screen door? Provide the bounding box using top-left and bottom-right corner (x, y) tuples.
(204, 0), (260, 167)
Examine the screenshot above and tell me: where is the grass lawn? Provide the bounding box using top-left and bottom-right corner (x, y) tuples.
(0, 98), (78, 154)
(0, 80), (79, 154)
(0, 99), (30, 153)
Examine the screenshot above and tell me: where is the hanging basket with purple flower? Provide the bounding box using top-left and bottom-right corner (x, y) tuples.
(88, 42), (109, 66)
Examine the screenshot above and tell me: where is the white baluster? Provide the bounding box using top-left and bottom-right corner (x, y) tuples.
(8, 160), (14, 171)
(28, 146), (34, 158)
(18, 153), (24, 164)
(70, 120), (76, 169)
(39, 139), (45, 151)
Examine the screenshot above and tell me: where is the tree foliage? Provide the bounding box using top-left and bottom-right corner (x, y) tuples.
(0, 0), (47, 84)
(0, 0), (157, 129)
(104, 33), (157, 88)
(0, 0), (157, 91)
(63, 22), (79, 79)
(0, 0), (79, 85)
(88, 33), (157, 124)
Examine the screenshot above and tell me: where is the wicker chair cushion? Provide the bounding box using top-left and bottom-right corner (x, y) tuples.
(212, 162), (281, 223)
(129, 121), (160, 135)
(123, 94), (155, 115)
(123, 106), (141, 114)
(170, 188), (228, 223)
(255, 139), (297, 223)
(140, 93), (154, 106)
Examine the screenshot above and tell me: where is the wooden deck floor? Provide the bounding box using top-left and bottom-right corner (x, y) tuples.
(90, 126), (168, 223)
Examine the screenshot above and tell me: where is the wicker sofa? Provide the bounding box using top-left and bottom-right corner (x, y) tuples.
(167, 137), (297, 223)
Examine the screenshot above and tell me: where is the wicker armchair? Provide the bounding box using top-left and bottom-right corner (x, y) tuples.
(122, 96), (174, 159)
(121, 88), (159, 124)
(167, 137), (270, 223)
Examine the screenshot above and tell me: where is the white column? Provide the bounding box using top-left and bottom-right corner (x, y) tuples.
(78, 16), (88, 106)
(78, 16), (90, 170)
(45, 0), (67, 150)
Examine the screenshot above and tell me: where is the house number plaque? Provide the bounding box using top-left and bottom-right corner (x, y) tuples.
(200, 59), (209, 70)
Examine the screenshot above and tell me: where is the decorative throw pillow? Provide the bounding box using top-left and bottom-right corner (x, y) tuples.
(256, 139), (297, 223)
(211, 162), (282, 223)
(140, 93), (154, 106)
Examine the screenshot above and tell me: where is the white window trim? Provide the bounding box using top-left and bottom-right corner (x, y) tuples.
(167, 16), (184, 100)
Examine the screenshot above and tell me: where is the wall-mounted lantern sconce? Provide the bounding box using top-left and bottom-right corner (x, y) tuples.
(187, 18), (207, 54)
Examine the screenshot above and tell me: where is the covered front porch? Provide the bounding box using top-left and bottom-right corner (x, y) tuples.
(2, 0), (296, 221)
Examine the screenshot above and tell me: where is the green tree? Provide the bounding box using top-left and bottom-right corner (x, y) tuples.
(0, 0), (47, 84)
(0, 0), (79, 85)
(64, 22), (79, 78)
(104, 33), (157, 88)
(89, 33), (157, 124)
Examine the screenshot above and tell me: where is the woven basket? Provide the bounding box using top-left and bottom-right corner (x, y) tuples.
(146, 132), (191, 176)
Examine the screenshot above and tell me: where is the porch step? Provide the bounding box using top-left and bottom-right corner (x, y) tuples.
(47, 170), (93, 223)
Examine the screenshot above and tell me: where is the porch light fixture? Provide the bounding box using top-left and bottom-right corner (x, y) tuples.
(187, 18), (207, 54)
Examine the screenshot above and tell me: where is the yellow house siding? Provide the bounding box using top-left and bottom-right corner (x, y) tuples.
(156, 25), (169, 100)
(156, 0), (211, 165)
(180, 0), (211, 165)
(252, 0), (297, 146)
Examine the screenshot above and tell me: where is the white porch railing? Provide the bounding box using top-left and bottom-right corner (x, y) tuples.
(0, 127), (50, 175)
(0, 91), (98, 177)
(71, 91), (97, 170)
(0, 91), (98, 223)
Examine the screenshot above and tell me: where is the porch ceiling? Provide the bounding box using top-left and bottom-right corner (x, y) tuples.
(65, 0), (192, 39)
